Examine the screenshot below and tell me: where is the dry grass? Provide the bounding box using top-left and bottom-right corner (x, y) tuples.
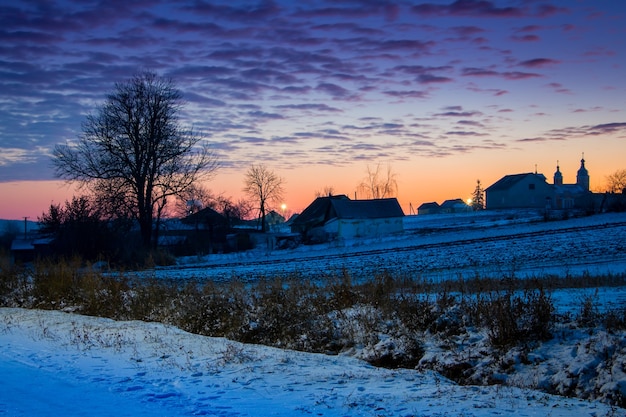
(1, 254), (625, 406)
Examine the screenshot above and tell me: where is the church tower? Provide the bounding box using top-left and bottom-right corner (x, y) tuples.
(553, 161), (563, 185)
(576, 154), (590, 191)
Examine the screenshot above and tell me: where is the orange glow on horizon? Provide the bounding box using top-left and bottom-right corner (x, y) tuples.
(0, 145), (621, 221)
(0, 181), (78, 221)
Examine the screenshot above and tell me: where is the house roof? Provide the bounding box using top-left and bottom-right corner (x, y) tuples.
(440, 198), (466, 208)
(182, 206), (227, 225)
(10, 238), (34, 251)
(554, 184), (586, 195)
(418, 202), (440, 210)
(485, 173), (548, 192)
(291, 195), (404, 230)
(290, 195), (350, 229)
(331, 198), (405, 219)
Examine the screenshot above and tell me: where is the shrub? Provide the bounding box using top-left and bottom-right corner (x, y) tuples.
(472, 287), (554, 348)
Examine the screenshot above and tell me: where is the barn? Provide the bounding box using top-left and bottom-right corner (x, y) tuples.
(291, 195), (404, 242)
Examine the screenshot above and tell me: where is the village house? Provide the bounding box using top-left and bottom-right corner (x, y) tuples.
(175, 206), (232, 254)
(417, 199), (471, 215)
(290, 195), (404, 243)
(417, 202), (440, 215)
(485, 157), (593, 210)
(440, 198), (472, 214)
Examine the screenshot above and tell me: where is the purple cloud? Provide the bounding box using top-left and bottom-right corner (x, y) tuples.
(275, 103), (342, 112)
(445, 131), (486, 136)
(435, 111), (482, 117)
(451, 26), (485, 36)
(383, 90), (428, 99)
(293, 4), (400, 21)
(516, 121), (626, 143)
(462, 67), (541, 80)
(518, 58), (560, 68)
(418, 74), (453, 84)
(511, 34), (540, 42)
(315, 83), (355, 99)
(411, 1), (523, 17)
(181, 1), (281, 22)
(546, 82), (572, 94)
(589, 122), (626, 134)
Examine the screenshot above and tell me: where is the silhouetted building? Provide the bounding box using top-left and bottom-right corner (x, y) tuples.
(486, 156), (593, 210)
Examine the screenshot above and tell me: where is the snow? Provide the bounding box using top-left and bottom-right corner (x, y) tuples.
(149, 211), (626, 283)
(0, 308), (620, 416)
(2, 211), (626, 416)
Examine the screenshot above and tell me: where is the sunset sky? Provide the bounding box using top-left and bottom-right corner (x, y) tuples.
(1, 0), (625, 220)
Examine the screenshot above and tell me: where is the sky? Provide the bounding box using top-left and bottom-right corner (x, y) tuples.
(1, 0), (625, 220)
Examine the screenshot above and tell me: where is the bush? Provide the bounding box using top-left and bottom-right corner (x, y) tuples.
(472, 287), (554, 348)
(2, 260), (626, 407)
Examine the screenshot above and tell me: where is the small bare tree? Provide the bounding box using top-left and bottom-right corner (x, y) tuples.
(53, 71), (219, 249)
(243, 164), (284, 232)
(315, 186), (336, 198)
(357, 163), (398, 199)
(605, 169), (626, 193)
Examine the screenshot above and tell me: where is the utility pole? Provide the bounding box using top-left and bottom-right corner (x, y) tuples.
(23, 217), (29, 239)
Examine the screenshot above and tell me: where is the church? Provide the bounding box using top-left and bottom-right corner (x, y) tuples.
(485, 157), (592, 210)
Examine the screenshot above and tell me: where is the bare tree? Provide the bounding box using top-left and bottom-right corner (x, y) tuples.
(175, 184), (214, 217)
(357, 163), (398, 199)
(315, 186), (335, 198)
(53, 71), (219, 249)
(605, 169), (626, 193)
(243, 164), (284, 232)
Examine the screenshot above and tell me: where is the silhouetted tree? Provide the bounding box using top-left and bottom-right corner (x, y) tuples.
(471, 179), (485, 211)
(53, 71), (219, 249)
(39, 196), (112, 260)
(358, 163), (398, 199)
(315, 186), (336, 197)
(243, 164), (284, 232)
(605, 169), (626, 193)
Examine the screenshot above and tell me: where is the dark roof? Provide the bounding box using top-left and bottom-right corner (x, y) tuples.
(290, 195), (350, 229)
(418, 202), (440, 209)
(440, 198), (466, 208)
(331, 198), (404, 219)
(485, 173), (547, 192)
(291, 195), (404, 230)
(554, 184), (586, 195)
(182, 207), (227, 225)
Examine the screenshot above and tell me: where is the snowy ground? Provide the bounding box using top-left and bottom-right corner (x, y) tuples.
(149, 211), (626, 284)
(0, 308), (621, 417)
(2, 211), (626, 416)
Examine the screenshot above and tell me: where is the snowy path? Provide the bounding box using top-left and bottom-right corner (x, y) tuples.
(0, 308), (620, 416)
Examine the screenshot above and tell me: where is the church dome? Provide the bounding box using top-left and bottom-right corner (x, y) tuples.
(577, 157), (588, 176)
(576, 156), (590, 191)
(554, 163), (563, 185)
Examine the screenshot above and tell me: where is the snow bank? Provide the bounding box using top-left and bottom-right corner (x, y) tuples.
(0, 308), (620, 416)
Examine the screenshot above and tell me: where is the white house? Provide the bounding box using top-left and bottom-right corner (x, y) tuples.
(291, 195), (404, 242)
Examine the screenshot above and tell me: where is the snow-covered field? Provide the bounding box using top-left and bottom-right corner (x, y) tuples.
(2, 211), (626, 416)
(0, 308), (622, 417)
(153, 211), (626, 284)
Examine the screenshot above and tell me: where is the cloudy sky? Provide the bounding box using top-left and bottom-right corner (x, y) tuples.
(1, 0), (625, 219)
